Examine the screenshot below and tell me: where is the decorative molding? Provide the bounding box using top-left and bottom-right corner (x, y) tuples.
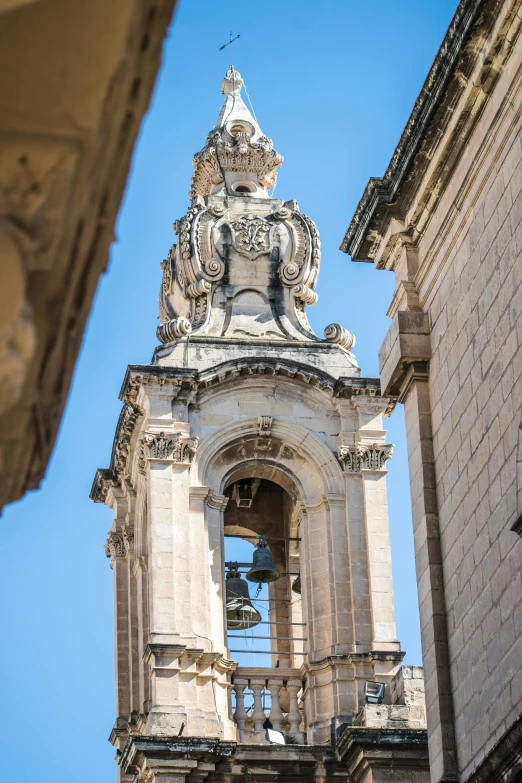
(324, 323), (356, 352)
(338, 443), (394, 472)
(105, 531), (124, 567)
(337, 445), (366, 473)
(122, 527), (134, 554)
(90, 401), (144, 503)
(341, 0), (493, 259)
(156, 316), (191, 345)
(93, 363), (391, 505)
(361, 443), (394, 470)
(292, 283), (318, 305)
(119, 362), (391, 405)
(257, 415), (273, 437)
(143, 432), (199, 464)
(205, 491), (229, 511)
(230, 216), (274, 261)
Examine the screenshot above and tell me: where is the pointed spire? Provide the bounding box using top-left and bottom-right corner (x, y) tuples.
(214, 67), (262, 140)
(190, 69), (283, 200)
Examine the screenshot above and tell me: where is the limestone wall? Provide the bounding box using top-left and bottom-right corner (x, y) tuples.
(412, 25), (522, 779)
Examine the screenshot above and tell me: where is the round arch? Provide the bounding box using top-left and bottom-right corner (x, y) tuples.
(194, 417), (344, 499)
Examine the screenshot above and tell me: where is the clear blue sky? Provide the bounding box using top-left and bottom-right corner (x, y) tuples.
(1, 1), (458, 780)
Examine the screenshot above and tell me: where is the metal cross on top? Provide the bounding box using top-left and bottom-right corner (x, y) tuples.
(219, 31), (240, 67)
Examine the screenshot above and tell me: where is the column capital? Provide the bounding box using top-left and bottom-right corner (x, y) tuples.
(105, 530), (125, 567)
(204, 490), (229, 511)
(338, 443), (393, 473)
(141, 431), (199, 465)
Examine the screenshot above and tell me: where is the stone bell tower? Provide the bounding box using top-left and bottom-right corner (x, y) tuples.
(92, 68), (428, 783)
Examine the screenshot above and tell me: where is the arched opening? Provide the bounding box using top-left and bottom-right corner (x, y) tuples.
(223, 477), (304, 670)
(231, 181), (256, 194)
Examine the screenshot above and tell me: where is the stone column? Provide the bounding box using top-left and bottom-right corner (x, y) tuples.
(123, 525), (140, 722)
(205, 491), (228, 655)
(400, 364), (457, 783)
(300, 494), (358, 743)
(133, 554), (151, 715)
(355, 397), (398, 651)
(379, 311), (457, 783)
(105, 499), (131, 729)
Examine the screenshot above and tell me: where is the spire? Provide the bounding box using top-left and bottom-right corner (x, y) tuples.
(190, 69), (283, 200)
(214, 67), (263, 140)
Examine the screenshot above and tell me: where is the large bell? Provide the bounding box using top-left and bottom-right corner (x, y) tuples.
(246, 538), (280, 584)
(226, 567), (262, 630)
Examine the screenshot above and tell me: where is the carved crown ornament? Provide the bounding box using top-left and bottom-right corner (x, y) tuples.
(337, 443), (394, 473)
(153, 67), (358, 351)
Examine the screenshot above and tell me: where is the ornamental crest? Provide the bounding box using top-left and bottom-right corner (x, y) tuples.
(229, 216), (274, 260)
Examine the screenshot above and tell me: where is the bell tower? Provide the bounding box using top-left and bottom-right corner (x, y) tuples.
(93, 68), (427, 783)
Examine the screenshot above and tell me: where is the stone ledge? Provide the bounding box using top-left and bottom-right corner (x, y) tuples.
(379, 312), (431, 398)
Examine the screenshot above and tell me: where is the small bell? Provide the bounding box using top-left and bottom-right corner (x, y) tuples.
(246, 537), (280, 584)
(291, 572), (301, 594)
(226, 566), (262, 630)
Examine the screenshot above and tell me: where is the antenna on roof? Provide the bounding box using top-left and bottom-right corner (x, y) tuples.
(219, 31), (241, 68)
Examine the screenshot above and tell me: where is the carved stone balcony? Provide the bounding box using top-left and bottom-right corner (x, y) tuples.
(232, 667), (305, 744)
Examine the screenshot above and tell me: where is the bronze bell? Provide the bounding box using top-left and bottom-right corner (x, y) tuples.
(226, 566), (262, 630)
(291, 572), (301, 594)
(246, 538), (280, 584)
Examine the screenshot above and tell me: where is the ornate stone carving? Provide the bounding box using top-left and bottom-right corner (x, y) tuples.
(293, 283), (318, 305)
(173, 436), (199, 463)
(122, 527), (134, 554)
(190, 70), (284, 199)
(105, 532), (124, 566)
(143, 432), (172, 459)
(337, 445), (366, 472)
(324, 323), (356, 352)
(153, 70), (341, 345)
(258, 415), (273, 436)
(142, 432), (199, 464)
(229, 216), (274, 260)
(338, 443), (393, 472)
(156, 316), (192, 344)
(360, 444), (394, 470)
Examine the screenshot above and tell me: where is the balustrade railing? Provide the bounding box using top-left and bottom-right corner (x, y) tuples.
(232, 667), (305, 744)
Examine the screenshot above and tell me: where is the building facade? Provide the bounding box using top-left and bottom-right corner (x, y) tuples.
(93, 68), (430, 782)
(0, 0), (176, 512)
(343, 1), (522, 781)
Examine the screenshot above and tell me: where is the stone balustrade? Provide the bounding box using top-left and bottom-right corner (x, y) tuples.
(232, 667), (305, 744)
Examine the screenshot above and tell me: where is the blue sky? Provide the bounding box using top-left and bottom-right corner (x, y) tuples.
(1, 1), (458, 780)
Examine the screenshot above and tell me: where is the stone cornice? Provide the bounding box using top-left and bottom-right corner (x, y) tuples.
(92, 359), (390, 505)
(120, 735), (341, 777)
(305, 650), (405, 671)
(120, 359), (384, 403)
(341, 0), (506, 261)
(90, 401), (144, 503)
(336, 726), (429, 779)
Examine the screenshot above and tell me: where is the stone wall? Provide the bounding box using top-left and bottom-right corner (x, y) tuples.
(423, 77), (522, 779)
(344, 2), (522, 780)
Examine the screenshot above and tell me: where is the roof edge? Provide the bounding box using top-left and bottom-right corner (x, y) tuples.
(340, 0), (486, 260)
